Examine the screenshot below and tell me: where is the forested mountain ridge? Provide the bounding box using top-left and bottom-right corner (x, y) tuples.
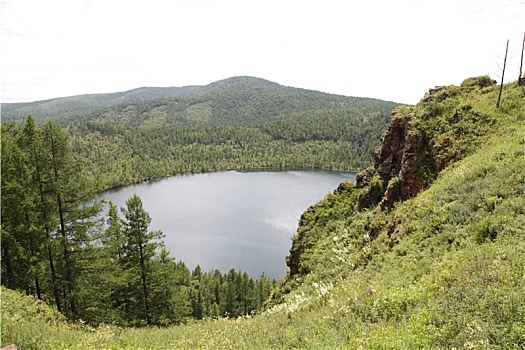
(6, 76), (398, 191)
(3, 77), (401, 191)
(69, 76), (396, 127)
(1, 76), (397, 124)
(1, 76), (287, 123)
(1, 85), (201, 123)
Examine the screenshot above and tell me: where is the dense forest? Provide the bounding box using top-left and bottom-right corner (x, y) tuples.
(1, 116), (276, 327)
(3, 77), (400, 190)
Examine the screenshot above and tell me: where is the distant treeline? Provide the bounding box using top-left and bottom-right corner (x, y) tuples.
(70, 108), (393, 190)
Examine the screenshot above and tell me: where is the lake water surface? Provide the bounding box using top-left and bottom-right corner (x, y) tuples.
(97, 170), (355, 279)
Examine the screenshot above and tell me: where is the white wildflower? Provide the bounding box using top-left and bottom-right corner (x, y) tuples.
(313, 281), (333, 297)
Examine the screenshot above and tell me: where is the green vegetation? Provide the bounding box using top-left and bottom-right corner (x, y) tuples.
(0, 85), (202, 123)
(1, 117), (276, 330)
(3, 76), (399, 190)
(2, 77), (524, 349)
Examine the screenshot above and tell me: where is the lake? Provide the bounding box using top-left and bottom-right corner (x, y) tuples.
(96, 170), (355, 279)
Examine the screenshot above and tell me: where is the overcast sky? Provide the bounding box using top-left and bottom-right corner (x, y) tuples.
(1, 0), (524, 104)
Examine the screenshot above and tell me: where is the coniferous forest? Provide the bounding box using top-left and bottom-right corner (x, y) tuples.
(1, 115), (276, 326)
(3, 77), (400, 191)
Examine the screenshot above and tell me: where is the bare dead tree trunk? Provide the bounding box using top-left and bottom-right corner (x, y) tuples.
(518, 33), (525, 86)
(496, 39), (509, 108)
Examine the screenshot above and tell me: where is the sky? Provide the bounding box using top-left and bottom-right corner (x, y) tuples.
(1, 0), (524, 104)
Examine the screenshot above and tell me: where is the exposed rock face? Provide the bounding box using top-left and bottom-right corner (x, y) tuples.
(356, 75), (498, 212)
(421, 86), (447, 103)
(357, 109), (437, 210)
(286, 205), (316, 277)
(375, 114), (408, 182)
(286, 75), (497, 281)
(460, 76), (497, 88)
(381, 128), (435, 208)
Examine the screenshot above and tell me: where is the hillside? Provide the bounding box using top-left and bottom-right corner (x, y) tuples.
(1, 76), (394, 124)
(1, 77), (291, 122)
(1, 85), (201, 123)
(2, 77), (524, 349)
(6, 76), (398, 190)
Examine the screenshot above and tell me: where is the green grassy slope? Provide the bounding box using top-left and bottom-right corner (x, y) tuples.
(2, 78), (524, 349)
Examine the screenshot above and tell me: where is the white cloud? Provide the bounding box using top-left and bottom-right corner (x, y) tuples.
(2, 0), (524, 103)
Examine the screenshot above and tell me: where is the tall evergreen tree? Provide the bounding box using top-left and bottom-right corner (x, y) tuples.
(121, 194), (164, 325)
(40, 120), (102, 319)
(190, 265), (204, 319)
(1, 116), (101, 319)
(20, 116), (63, 312)
(1, 121), (42, 295)
(220, 269), (238, 317)
(149, 247), (192, 325)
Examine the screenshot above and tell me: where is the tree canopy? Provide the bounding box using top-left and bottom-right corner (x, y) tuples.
(1, 117), (277, 327)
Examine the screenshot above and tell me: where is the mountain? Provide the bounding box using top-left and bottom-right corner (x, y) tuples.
(2, 76), (524, 348)
(1, 85), (201, 122)
(1, 77), (400, 190)
(68, 76), (395, 125)
(1, 76), (394, 124)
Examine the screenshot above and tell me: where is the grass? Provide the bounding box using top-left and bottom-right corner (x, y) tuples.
(2, 79), (524, 349)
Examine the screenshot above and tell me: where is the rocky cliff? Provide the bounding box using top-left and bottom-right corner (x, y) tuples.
(284, 75), (500, 280)
(356, 109), (436, 210)
(356, 75), (497, 211)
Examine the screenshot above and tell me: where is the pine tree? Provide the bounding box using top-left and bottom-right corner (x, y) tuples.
(220, 269), (238, 317)
(1, 121), (42, 295)
(190, 265), (204, 319)
(121, 194), (164, 325)
(149, 247), (191, 325)
(2, 117), (101, 319)
(20, 116), (63, 312)
(75, 201), (127, 325)
(40, 120), (102, 319)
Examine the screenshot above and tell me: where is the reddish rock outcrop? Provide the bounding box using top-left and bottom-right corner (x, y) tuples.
(357, 109), (437, 211)
(357, 75), (498, 212)
(375, 114), (409, 183)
